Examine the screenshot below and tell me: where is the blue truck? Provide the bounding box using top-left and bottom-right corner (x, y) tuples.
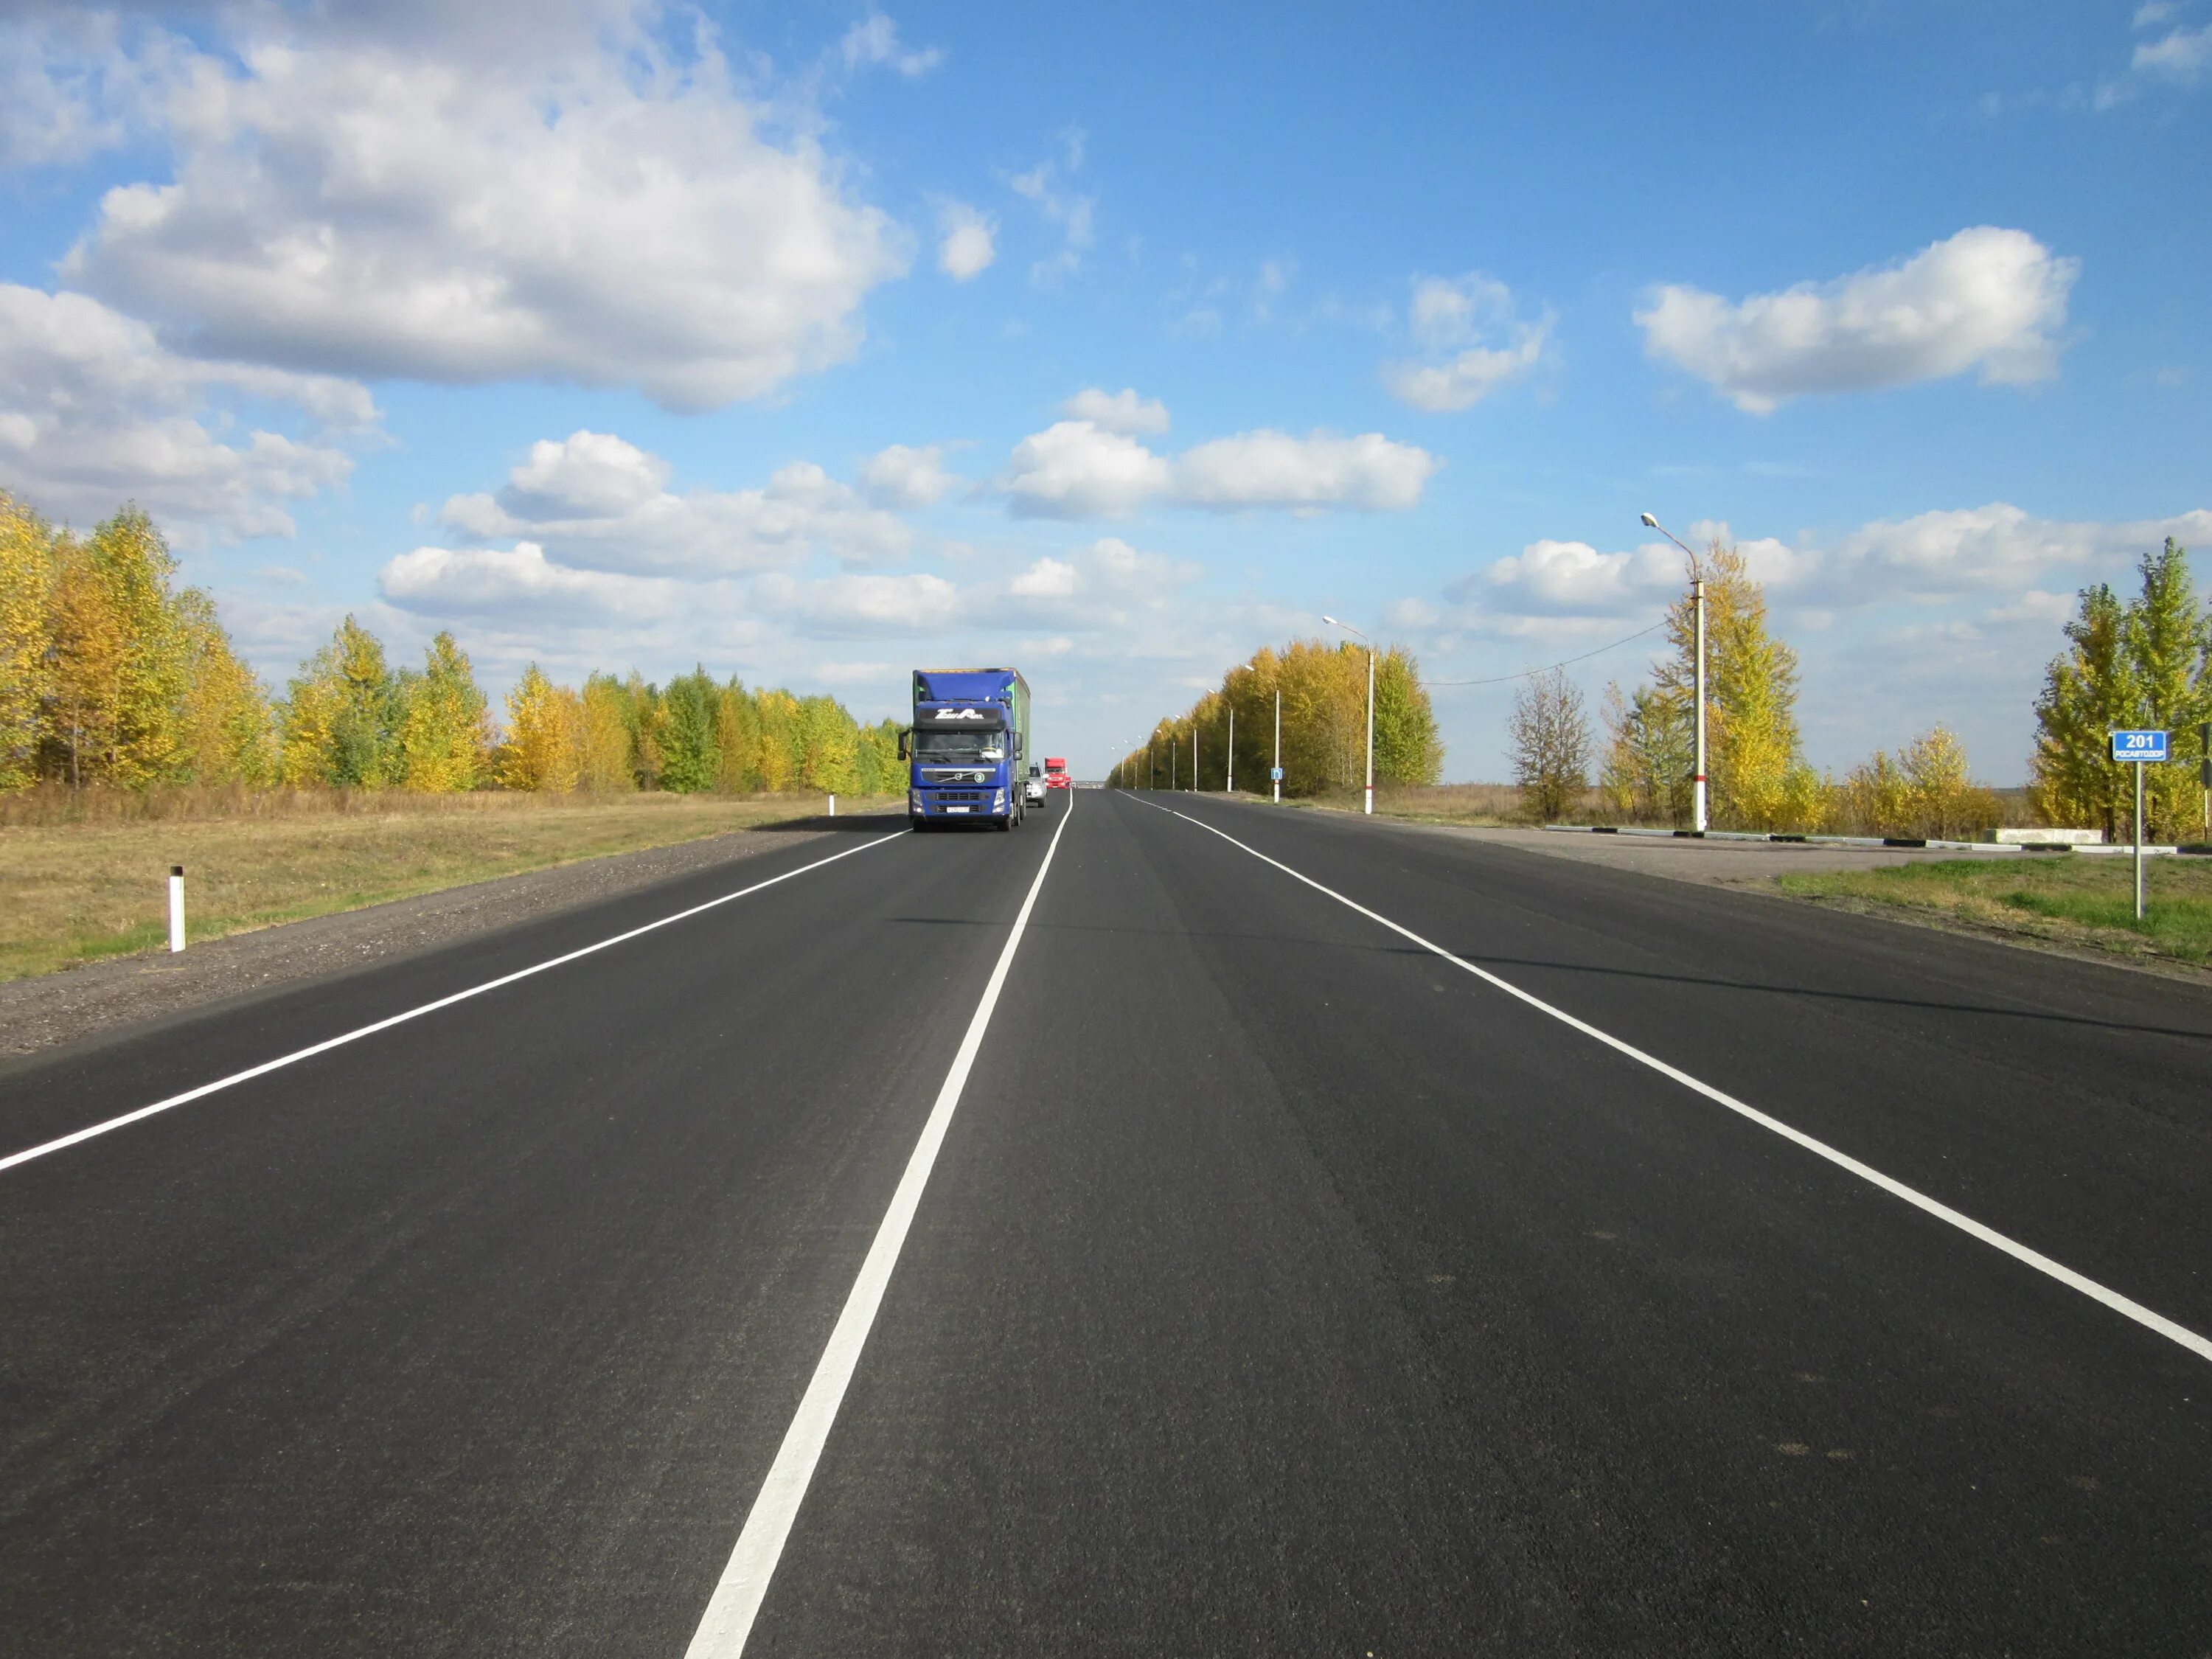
(900, 667), (1033, 830)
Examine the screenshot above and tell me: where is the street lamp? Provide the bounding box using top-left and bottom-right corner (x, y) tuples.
(1640, 513), (1708, 835)
(1322, 615), (1375, 816)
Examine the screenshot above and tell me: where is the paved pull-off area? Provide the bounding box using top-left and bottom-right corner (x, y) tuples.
(4, 790), (2211, 1655)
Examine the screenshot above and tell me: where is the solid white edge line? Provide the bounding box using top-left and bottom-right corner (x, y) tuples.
(1133, 793), (2212, 1367)
(681, 793), (1074, 1658)
(0, 830), (911, 1177)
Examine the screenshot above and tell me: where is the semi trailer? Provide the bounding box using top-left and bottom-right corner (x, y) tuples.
(901, 667), (1032, 830)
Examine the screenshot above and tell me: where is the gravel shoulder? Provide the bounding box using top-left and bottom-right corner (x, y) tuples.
(0, 821), (848, 1063)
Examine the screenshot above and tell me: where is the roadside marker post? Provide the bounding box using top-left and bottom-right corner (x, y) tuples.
(827, 793), (836, 818)
(2112, 729), (2170, 920)
(168, 866), (185, 953)
(1273, 689), (1281, 804)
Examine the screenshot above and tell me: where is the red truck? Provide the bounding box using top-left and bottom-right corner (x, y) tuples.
(1044, 757), (1070, 790)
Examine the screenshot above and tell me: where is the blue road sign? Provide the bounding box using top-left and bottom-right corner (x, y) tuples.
(2112, 728), (2169, 762)
(1270, 767), (1284, 781)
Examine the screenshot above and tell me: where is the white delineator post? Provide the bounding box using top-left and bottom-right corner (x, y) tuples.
(1692, 574), (1708, 833)
(1363, 642), (1375, 817)
(1273, 688), (1281, 804)
(168, 865), (186, 953)
(1226, 705), (1234, 794)
(828, 793), (837, 818)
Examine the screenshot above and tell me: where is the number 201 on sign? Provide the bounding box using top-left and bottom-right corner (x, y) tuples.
(2112, 729), (2168, 761)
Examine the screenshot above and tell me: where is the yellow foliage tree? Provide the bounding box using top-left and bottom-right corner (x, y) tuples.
(578, 673), (637, 791)
(499, 664), (582, 791)
(397, 632), (491, 791)
(0, 492), (55, 789)
(175, 588), (274, 784)
(1650, 540), (1822, 831)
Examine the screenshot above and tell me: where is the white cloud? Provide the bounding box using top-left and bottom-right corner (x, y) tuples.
(1408, 504), (2212, 639)
(859, 443), (957, 509)
(0, 9), (187, 169)
(2135, 3), (2179, 27)
(499, 430), (669, 518)
(754, 570), (959, 634)
(1636, 227), (2078, 413)
(2135, 21), (2212, 77)
(57, 4), (908, 411)
(841, 13), (944, 77)
(1818, 504), (2212, 597)
(1060, 386), (1170, 435)
(379, 540), (682, 620)
(1009, 132), (1095, 285)
(1383, 274), (1553, 413)
(935, 200), (996, 280)
(1176, 431), (1438, 512)
(1004, 535), (1200, 627)
(438, 432), (915, 574)
(999, 422), (1175, 518)
(998, 420), (1436, 518)
(0, 283), (375, 542)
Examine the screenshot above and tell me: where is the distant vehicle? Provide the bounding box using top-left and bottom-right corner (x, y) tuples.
(1024, 763), (1046, 807)
(1044, 757), (1070, 791)
(900, 668), (1032, 830)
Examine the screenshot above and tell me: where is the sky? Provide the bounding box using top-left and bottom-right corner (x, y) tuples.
(2, 0), (2208, 782)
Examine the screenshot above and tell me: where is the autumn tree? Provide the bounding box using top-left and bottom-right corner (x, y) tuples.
(2032, 540), (2209, 840)
(0, 493), (56, 789)
(578, 673), (638, 791)
(1509, 667), (1590, 823)
(397, 632), (490, 791)
(498, 664), (582, 791)
(281, 616), (403, 786)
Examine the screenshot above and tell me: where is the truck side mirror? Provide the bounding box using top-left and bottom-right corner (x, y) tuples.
(897, 729), (910, 760)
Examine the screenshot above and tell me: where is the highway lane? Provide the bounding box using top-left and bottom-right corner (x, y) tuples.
(6, 786), (2212, 1655)
(742, 790), (2212, 1655)
(0, 808), (1060, 1655)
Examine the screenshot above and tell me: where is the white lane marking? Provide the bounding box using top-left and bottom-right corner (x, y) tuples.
(683, 793), (1075, 1657)
(1132, 793), (2212, 1367)
(0, 831), (910, 1177)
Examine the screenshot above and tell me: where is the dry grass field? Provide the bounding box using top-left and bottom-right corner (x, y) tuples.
(0, 789), (897, 982)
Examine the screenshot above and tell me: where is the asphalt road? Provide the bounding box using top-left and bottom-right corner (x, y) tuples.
(5, 787), (2211, 1656)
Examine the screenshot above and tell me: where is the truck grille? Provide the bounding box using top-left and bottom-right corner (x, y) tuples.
(931, 791), (985, 802)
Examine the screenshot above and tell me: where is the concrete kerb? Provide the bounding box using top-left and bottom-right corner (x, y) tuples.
(1545, 824), (2212, 858)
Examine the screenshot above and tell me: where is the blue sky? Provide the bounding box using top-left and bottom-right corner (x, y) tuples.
(2, 0), (2207, 781)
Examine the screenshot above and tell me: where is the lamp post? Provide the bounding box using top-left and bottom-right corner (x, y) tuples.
(1322, 615), (1375, 815)
(1641, 513), (1708, 833)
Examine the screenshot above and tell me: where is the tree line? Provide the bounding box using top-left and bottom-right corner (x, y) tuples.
(1510, 535), (2209, 839)
(1107, 637), (1443, 793)
(0, 490), (901, 796)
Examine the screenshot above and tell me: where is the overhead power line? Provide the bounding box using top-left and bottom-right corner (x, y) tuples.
(1420, 619), (1667, 687)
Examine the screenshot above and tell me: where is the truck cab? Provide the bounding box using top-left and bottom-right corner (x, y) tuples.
(903, 668), (1031, 830)
(1044, 757), (1069, 790)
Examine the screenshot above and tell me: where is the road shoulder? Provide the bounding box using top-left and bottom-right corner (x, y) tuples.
(0, 821), (852, 1065)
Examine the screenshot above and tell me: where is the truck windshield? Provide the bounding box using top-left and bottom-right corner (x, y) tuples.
(914, 731), (1004, 762)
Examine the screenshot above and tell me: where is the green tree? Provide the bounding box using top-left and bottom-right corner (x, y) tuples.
(281, 616), (403, 786)
(1599, 681), (1693, 825)
(658, 667), (722, 793)
(2029, 542), (2209, 839)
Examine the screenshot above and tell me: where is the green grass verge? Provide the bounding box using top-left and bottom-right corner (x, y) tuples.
(0, 793), (898, 983)
(1777, 856), (2212, 968)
